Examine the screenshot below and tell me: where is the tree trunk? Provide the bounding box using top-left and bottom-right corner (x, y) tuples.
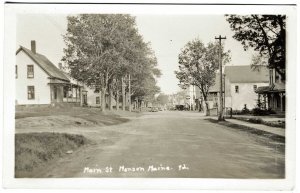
(128, 74), (131, 112)
(116, 92), (119, 111)
(205, 101), (210, 116)
(122, 77), (126, 111)
(108, 87), (113, 110)
(101, 86), (106, 112)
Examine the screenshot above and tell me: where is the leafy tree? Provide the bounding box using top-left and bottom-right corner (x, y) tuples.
(156, 93), (169, 106)
(225, 15), (286, 79)
(62, 14), (161, 111)
(62, 14), (137, 111)
(127, 43), (161, 106)
(175, 39), (231, 115)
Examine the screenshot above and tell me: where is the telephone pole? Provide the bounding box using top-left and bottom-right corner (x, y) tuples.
(215, 35), (226, 121)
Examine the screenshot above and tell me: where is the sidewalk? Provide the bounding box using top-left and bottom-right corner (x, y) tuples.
(209, 116), (285, 137)
(226, 118), (285, 137)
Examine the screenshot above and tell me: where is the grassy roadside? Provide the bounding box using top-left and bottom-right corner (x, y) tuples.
(231, 116), (285, 128)
(205, 118), (285, 143)
(15, 132), (89, 178)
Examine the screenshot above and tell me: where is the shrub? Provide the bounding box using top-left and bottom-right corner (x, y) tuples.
(241, 104), (250, 114)
(251, 107), (276, 116)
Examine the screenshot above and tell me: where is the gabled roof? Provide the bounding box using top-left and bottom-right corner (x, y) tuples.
(16, 46), (70, 82)
(224, 65), (269, 83)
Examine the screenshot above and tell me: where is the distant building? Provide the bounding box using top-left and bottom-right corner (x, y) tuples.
(207, 73), (231, 111)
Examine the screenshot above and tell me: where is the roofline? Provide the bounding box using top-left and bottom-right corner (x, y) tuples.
(224, 65), (268, 67)
(48, 77), (70, 83)
(228, 81), (269, 83)
(16, 46), (53, 78)
(16, 46), (70, 82)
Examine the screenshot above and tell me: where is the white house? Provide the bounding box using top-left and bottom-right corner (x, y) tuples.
(224, 65), (269, 110)
(206, 65), (269, 114)
(15, 41), (131, 109)
(15, 40), (94, 107)
(82, 85), (102, 108)
(16, 41), (75, 105)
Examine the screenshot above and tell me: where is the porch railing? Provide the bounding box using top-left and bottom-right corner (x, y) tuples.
(63, 97), (81, 103)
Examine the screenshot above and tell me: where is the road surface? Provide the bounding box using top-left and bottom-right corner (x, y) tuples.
(27, 111), (285, 178)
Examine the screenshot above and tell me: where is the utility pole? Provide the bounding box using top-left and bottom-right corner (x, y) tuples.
(215, 35), (226, 121)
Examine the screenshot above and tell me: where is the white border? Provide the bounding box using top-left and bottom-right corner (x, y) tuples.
(2, 2), (298, 190)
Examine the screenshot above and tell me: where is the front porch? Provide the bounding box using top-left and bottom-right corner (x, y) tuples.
(49, 79), (82, 105)
(256, 86), (285, 113)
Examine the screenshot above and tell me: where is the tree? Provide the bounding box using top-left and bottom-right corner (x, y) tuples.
(62, 14), (161, 111)
(225, 15), (286, 79)
(127, 43), (161, 108)
(156, 93), (169, 106)
(175, 39), (231, 115)
(62, 14), (137, 111)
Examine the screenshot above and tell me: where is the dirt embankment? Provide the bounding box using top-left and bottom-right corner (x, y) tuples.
(15, 106), (139, 130)
(14, 107), (141, 177)
(15, 132), (89, 177)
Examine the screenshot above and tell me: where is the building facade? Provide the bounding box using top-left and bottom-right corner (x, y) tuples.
(16, 41), (82, 106)
(224, 65), (269, 111)
(206, 65), (269, 113)
(16, 40), (118, 109)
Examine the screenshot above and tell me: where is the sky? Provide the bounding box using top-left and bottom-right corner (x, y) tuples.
(17, 14), (254, 94)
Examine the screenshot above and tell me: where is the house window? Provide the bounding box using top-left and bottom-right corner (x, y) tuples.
(27, 65), (34, 78)
(27, 86), (35, 100)
(253, 85), (257, 91)
(96, 96), (100, 104)
(235, 85), (239, 93)
(15, 65), (18, 78)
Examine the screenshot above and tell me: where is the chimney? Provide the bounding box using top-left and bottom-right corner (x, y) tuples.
(58, 63), (62, 69)
(31, 40), (36, 54)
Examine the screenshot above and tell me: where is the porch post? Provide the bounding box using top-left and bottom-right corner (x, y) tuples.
(270, 93), (274, 110)
(50, 85), (53, 103)
(263, 94), (267, 109)
(279, 93), (283, 112)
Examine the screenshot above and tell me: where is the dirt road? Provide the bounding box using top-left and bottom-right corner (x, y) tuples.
(17, 111), (285, 178)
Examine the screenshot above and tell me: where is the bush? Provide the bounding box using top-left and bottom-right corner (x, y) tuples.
(241, 104), (250, 114)
(251, 107), (276, 116)
(231, 105), (251, 115)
